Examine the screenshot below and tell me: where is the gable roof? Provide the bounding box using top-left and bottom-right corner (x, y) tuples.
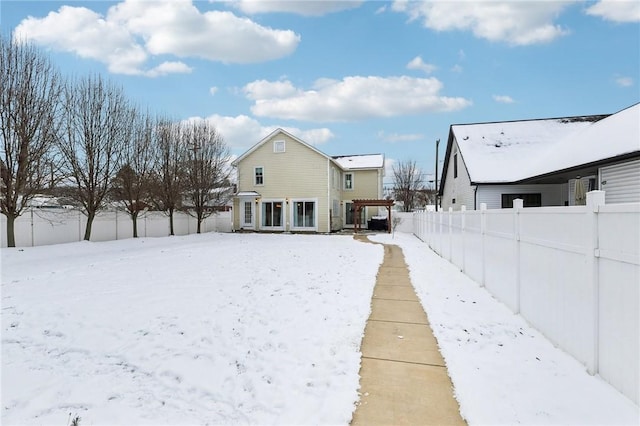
(332, 154), (385, 170)
(231, 128), (331, 166)
(441, 103), (639, 188)
(232, 128), (385, 172)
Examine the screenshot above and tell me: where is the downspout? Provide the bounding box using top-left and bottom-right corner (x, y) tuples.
(474, 185), (478, 210)
(327, 159), (331, 233)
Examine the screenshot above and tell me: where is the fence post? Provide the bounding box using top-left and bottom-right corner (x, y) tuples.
(30, 207), (35, 247)
(461, 205), (467, 273)
(448, 207), (453, 261)
(513, 198), (523, 314)
(586, 190), (605, 375)
(480, 203), (487, 287)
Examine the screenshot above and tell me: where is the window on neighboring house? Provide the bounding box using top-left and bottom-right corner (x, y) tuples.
(344, 173), (354, 190)
(254, 167), (264, 185)
(292, 200), (316, 229)
(454, 153), (458, 178)
(261, 201), (283, 228)
(501, 193), (542, 208)
(273, 140), (285, 153)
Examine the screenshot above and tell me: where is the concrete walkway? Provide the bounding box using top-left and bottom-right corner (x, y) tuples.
(351, 236), (466, 425)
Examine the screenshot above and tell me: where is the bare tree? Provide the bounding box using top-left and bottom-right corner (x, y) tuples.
(149, 118), (184, 236)
(110, 109), (155, 237)
(0, 35), (62, 247)
(58, 74), (132, 241)
(181, 120), (230, 233)
(392, 160), (424, 212)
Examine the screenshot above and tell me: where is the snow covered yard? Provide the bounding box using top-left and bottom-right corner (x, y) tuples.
(372, 233), (640, 426)
(1, 233), (384, 425)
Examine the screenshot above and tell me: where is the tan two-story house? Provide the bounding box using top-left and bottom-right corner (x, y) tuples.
(231, 129), (385, 233)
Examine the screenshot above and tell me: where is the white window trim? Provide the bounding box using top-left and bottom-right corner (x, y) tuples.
(259, 198), (285, 231)
(344, 172), (354, 190)
(254, 166), (264, 186)
(273, 140), (285, 153)
(290, 198), (318, 231)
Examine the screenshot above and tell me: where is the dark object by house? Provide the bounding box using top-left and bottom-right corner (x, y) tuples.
(368, 217), (388, 231)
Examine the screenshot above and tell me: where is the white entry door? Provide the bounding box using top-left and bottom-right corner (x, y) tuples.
(241, 200), (255, 229)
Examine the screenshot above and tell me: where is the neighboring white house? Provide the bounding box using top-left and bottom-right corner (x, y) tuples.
(439, 103), (640, 210)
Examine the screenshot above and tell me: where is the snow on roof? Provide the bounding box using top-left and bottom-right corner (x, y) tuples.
(451, 105), (639, 183)
(333, 154), (384, 170)
(527, 103), (640, 178)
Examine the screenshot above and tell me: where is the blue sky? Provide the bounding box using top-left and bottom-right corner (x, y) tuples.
(2, 0), (639, 188)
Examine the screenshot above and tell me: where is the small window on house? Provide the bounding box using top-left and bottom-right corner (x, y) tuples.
(588, 178), (597, 191)
(344, 173), (354, 190)
(454, 153), (458, 178)
(452, 198), (456, 204)
(273, 140), (285, 153)
(254, 167), (264, 185)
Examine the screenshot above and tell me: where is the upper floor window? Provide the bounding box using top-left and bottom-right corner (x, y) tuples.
(254, 166), (264, 185)
(344, 173), (354, 190)
(273, 140), (285, 153)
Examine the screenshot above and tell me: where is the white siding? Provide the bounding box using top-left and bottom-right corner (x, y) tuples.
(476, 184), (567, 209)
(599, 159), (640, 204)
(441, 141), (476, 211)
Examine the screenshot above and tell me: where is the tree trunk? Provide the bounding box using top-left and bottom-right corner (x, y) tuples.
(168, 207), (174, 236)
(132, 211), (138, 238)
(84, 211), (95, 241)
(5, 214), (16, 247)
(197, 217), (202, 234)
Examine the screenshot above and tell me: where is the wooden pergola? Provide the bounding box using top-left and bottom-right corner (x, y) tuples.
(353, 199), (395, 233)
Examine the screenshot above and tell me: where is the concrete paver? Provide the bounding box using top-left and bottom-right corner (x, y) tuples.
(368, 299), (429, 324)
(351, 237), (465, 426)
(372, 285), (419, 301)
(360, 321), (445, 366)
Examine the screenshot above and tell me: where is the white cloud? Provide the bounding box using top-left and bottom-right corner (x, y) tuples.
(586, 0), (640, 23)
(231, 0), (363, 16)
(407, 56), (437, 74)
(451, 64), (463, 73)
(391, 1), (571, 46)
(614, 76), (634, 87)
(493, 94), (515, 104)
(13, 0), (300, 76)
(245, 75), (472, 122)
(145, 61), (192, 77)
(209, 86), (219, 96)
(377, 131), (424, 143)
(189, 114), (334, 149)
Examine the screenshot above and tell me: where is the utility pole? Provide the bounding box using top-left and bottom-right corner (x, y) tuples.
(435, 139), (439, 211)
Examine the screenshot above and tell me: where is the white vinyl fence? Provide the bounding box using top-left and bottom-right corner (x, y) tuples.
(1, 209), (232, 248)
(413, 191), (639, 406)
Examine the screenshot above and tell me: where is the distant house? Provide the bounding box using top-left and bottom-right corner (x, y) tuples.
(439, 103), (640, 210)
(231, 129), (385, 232)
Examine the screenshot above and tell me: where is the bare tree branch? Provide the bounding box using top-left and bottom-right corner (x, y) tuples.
(0, 35), (62, 247)
(181, 120), (230, 233)
(392, 160), (424, 212)
(58, 74), (132, 240)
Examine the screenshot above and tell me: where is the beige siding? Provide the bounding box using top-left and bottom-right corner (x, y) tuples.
(441, 140), (476, 211)
(236, 132), (330, 232)
(342, 169), (384, 223)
